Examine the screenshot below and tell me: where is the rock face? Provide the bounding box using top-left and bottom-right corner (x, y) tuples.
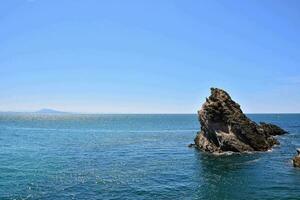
(259, 122), (287, 136)
(293, 149), (300, 167)
(194, 88), (287, 153)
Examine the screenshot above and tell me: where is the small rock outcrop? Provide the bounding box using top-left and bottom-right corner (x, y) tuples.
(194, 88), (287, 153)
(293, 149), (300, 167)
(259, 122), (287, 136)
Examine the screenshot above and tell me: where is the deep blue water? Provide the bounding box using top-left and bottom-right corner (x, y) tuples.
(1, 113), (300, 200)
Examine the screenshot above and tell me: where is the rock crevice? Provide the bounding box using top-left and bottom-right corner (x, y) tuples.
(194, 88), (286, 153)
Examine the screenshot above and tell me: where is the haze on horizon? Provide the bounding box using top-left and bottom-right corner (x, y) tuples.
(1, 0), (300, 114)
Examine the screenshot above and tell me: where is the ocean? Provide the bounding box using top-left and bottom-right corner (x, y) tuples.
(0, 113), (300, 200)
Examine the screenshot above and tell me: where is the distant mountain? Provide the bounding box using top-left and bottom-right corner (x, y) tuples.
(36, 108), (67, 114)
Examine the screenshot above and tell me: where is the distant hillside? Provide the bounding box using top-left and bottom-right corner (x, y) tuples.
(36, 109), (67, 114)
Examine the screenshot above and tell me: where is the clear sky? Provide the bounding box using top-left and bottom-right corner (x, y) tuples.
(1, 0), (300, 113)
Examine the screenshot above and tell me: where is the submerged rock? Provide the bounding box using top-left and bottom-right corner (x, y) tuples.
(194, 88), (286, 153)
(188, 143), (196, 148)
(293, 149), (300, 167)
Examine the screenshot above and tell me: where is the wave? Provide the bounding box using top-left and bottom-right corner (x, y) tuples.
(244, 158), (261, 164)
(288, 125), (300, 128)
(212, 151), (235, 156)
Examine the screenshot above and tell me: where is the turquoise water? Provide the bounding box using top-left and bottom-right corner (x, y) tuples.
(1, 113), (300, 200)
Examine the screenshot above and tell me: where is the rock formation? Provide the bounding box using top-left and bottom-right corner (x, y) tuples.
(293, 149), (300, 167)
(194, 88), (287, 153)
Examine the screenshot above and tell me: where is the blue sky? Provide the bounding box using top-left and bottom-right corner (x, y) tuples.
(0, 0), (300, 113)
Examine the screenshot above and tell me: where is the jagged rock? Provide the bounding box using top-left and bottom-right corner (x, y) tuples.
(293, 149), (300, 167)
(259, 122), (287, 136)
(194, 88), (287, 153)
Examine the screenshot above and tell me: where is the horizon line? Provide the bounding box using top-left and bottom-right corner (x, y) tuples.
(1, 111), (300, 115)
